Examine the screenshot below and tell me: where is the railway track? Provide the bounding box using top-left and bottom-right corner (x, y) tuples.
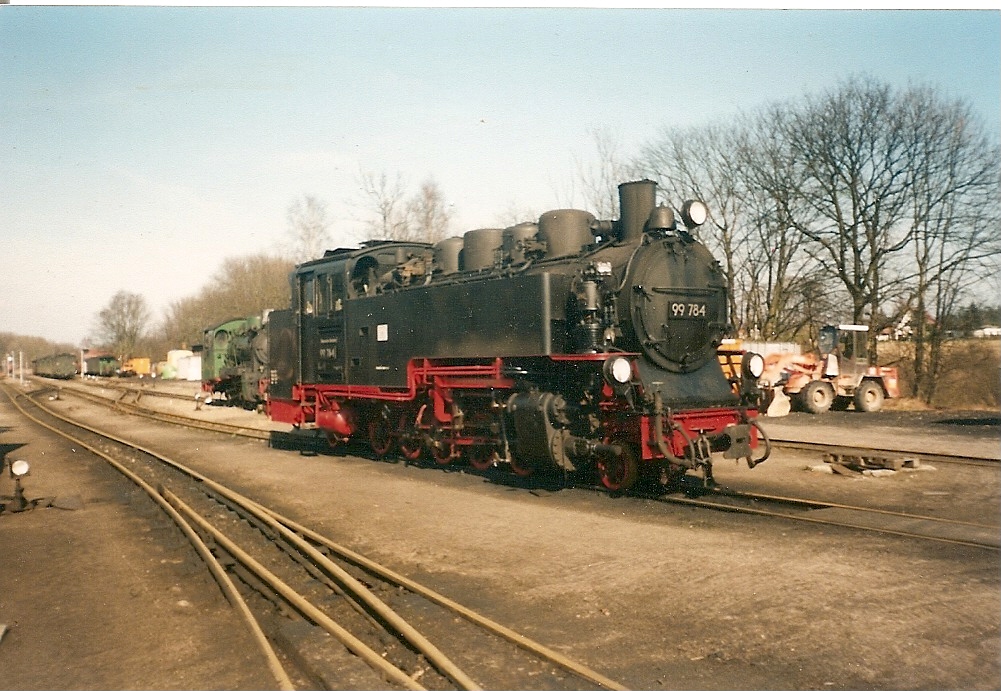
(66, 379), (1001, 468)
(768, 437), (999, 468)
(35, 379), (1001, 551)
(5, 383), (628, 691)
(76, 376), (198, 402)
(654, 484), (999, 551)
(65, 377), (1001, 467)
(59, 383), (270, 440)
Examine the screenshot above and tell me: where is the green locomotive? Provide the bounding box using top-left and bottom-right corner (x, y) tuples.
(200, 313), (270, 408)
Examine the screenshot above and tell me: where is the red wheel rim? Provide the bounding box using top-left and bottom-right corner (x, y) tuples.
(468, 447), (495, 471)
(509, 455), (534, 477)
(398, 436), (423, 461)
(368, 415), (394, 458)
(397, 412), (423, 461)
(432, 441), (455, 465)
(597, 445), (638, 491)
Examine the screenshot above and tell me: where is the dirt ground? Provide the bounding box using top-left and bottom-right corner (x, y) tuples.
(1, 378), (998, 690)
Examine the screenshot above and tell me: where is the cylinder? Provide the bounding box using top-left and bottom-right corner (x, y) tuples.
(462, 228), (504, 271)
(502, 222), (538, 264)
(618, 179), (657, 243)
(433, 236), (464, 275)
(537, 209), (595, 259)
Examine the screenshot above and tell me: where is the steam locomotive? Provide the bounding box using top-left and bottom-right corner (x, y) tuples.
(266, 180), (769, 491)
(200, 314), (270, 408)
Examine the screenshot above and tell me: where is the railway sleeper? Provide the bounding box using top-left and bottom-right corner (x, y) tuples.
(824, 452), (921, 472)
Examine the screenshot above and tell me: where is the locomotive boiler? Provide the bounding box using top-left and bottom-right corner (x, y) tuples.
(267, 180), (769, 490)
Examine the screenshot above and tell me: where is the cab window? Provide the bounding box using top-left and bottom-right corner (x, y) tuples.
(299, 275), (315, 315)
(330, 271), (345, 311)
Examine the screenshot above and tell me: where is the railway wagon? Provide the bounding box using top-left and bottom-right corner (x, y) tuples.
(120, 357), (151, 378)
(267, 179), (769, 490)
(83, 354), (119, 377)
(201, 314), (269, 408)
(32, 353), (77, 379)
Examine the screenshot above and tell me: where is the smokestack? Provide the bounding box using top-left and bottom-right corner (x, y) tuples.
(618, 180), (657, 243)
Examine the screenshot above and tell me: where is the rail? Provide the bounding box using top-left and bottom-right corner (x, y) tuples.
(4, 381), (630, 691)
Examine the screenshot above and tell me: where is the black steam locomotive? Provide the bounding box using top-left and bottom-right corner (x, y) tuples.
(267, 180), (768, 490)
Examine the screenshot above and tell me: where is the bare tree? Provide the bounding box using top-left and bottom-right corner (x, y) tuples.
(208, 254), (295, 321)
(634, 76), (999, 366)
(358, 170), (454, 243)
(1, 332), (77, 371)
(286, 195), (332, 262)
(767, 78), (1001, 367)
(357, 170), (410, 240)
(637, 122), (754, 336)
(897, 87), (1001, 401)
(93, 290), (150, 361)
(405, 177), (452, 244)
(734, 107), (836, 340)
(155, 253), (294, 354)
(777, 78), (917, 354)
(490, 200), (539, 229)
(575, 126), (633, 219)
(157, 294), (210, 354)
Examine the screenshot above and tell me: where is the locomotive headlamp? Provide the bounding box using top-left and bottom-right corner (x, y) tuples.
(680, 200), (709, 229)
(604, 356), (633, 386)
(742, 352), (765, 380)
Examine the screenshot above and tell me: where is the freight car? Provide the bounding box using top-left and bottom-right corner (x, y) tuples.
(120, 357), (152, 378)
(200, 314), (269, 408)
(32, 353), (77, 379)
(267, 180), (769, 491)
(83, 354), (119, 377)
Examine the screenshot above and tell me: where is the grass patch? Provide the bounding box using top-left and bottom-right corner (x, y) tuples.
(879, 339), (1000, 410)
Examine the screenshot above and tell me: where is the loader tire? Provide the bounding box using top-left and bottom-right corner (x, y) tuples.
(799, 381), (835, 414)
(854, 380), (885, 413)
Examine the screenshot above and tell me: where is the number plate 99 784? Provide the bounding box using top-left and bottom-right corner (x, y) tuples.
(670, 302), (707, 318)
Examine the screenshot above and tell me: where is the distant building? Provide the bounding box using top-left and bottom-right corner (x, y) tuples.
(973, 326), (1001, 338)
(879, 310), (940, 341)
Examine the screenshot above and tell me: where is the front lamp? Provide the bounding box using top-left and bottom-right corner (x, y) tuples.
(742, 352), (765, 381)
(10, 459), (30, 478)
(603, 356), (633, 386)
(680, 200), (709, 229)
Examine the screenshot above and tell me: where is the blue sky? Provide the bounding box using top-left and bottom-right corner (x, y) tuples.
(1, 6), (999, 345)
